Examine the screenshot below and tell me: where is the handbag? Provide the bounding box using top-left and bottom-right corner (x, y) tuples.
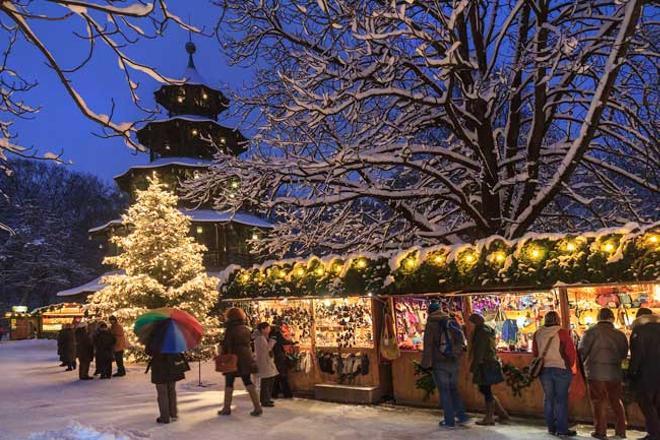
(215, 340), (238, 374)
(529, 331), (558, 379)
(480, 359), (504, 385)
(380, 313), (401, 361)
(174, 355), (191, 374)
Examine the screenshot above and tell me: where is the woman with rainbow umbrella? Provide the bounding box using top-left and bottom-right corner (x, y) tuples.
(134, 308), (202, 424)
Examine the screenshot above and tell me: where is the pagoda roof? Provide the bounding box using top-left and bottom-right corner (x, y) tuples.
(113, 157), (212, 181)
(89, 209), (274, 234)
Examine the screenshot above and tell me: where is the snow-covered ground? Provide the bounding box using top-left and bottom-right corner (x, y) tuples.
(0, 340), (648, 440)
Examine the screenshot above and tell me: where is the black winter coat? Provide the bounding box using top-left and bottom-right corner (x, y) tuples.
(94, 330), (116, 363)
(60, 328), (76, 363)
(271, 329), (295, 374)
(221, 319), (256, 376)
(148, 353), (188, 384)
(630, 314), (660, 391)
(75, 328), (94, 362)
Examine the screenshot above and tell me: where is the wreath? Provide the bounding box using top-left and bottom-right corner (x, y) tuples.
(502, 363), (534, 397)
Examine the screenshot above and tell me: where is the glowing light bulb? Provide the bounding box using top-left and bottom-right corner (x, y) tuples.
(492, 251), (506, 263)
(565, 241), (576, 252)
(648, 234), (658, 244)
(530, 247), (542, 260)
(355, 258), (368, 269)
(431, 254), (445, 265)
(191, 129), (198, 136)
(463, 253), (475, 264)
(196, 226), (203, 234)
(202, 93), (208, 100)
(294, 267), (305, 277)
(314, 266), (325, 277)
(332, 262), (343, 273)
(403, 257), (417, 271)
(177, 96), (184, 103)
(239, 273), (250, 283)
(230, 180), (240, 189)
(602, 242), (615, 253)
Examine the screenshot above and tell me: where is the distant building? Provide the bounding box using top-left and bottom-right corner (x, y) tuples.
(58, 41), (272, 300)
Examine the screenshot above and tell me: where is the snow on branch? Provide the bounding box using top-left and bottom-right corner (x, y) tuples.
(189, 0), (658, 256)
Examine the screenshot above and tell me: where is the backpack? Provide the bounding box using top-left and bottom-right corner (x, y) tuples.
(438, 319), (466, 360)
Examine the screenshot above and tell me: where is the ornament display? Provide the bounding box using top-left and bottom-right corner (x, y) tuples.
(393, 296), (463, 351)
(314, 298), (373, 348)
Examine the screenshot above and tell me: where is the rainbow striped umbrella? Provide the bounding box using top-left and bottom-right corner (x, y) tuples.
(134, 308), (204, 354)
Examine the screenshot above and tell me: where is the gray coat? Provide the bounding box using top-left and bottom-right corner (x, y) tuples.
(578, 321), (628, 381)
(421, 311), (466, 369)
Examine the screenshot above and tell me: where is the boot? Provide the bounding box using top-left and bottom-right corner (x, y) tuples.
(493, 396), (510, 424)
(217, 387), (233, 416)
(246, 384), (263, 417)
(475, 401), (495, 426)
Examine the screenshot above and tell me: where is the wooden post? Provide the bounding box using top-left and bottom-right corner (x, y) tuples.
(557, 287), (570, 329)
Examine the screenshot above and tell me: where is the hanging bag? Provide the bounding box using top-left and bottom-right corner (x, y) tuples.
(214, 339), (238, 374)
(480, 359), (505, 385)
(380, 312), (401, 361)
(529, 331), (558, 379)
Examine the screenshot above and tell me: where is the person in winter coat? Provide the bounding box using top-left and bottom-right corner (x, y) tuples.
(57, 328), (66, 366)
(253, 322), (279, 407)
(218, 307), (261, 417)
(578, 308), (628, 439)
(60, 324), (77, 371)
(146, 345), (189, 424)
(533, 310), (577, 438)
(468, 313), (510, 426)
(93, 322), (116, 379)
(75, 323), (94, 380)
(629, 308), (660, 440)
(109, 315), (128, 377)
(421, 302), (469, 428)
(271, 325), (295, 399)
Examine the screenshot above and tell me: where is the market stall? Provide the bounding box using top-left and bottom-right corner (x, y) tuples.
(3, 306), (38, 340)
(223, 296), (387, 403)
(389, 289), (559, 418)
(218, 223), (658, 420)
(33, 303), (85, 338)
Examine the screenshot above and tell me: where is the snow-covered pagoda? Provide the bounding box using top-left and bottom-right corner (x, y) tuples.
(87, 41), (272, 272)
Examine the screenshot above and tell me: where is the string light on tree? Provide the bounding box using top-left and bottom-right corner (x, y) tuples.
(88, 176), (219, 361)
(490, 251), (506, 264)
(355, 257), (368, 269)
(602, 241), (616, 253)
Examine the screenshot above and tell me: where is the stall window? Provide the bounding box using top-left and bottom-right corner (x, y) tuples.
(393, 296), (464, 351)
(470, 291), (557, 353)
(567, 283), (659, 338)
(314, 297), (373, 348)
(238, 299), (314, 347)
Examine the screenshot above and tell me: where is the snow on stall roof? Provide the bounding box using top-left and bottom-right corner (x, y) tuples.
(89, 209), (274, 234)
(56, 271), (123, 297)
(113, 157), (212, 180)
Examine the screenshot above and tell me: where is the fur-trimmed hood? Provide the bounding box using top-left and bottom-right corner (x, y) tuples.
(632, 313), (660, 329)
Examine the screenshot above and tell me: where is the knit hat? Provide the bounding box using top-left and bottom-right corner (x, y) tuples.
(428, 302), (441, 314)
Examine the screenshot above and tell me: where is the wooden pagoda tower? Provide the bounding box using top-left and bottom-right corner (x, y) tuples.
(87, 41), (272, 272)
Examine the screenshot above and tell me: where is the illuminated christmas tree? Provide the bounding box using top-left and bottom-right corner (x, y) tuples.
(89, 176), (219, 361)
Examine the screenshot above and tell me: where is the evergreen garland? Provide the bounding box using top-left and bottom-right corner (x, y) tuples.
(221, 223), (659, 299)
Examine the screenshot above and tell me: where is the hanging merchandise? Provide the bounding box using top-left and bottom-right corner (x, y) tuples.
(314, 298), (373, 348)
(380, 312), (400, 361)
(393, 296), (463, 351)
(501, 319), (519, 346)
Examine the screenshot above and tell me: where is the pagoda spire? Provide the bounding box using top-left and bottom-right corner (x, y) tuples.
(186, 33), (196, 69)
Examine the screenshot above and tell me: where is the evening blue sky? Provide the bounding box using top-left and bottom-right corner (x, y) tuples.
(10, 2), (252, 183)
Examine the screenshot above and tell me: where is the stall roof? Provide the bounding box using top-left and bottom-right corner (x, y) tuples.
(56, 272), (123, 297)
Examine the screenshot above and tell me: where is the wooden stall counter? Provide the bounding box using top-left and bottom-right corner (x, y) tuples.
(391, 349), (645, 427)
